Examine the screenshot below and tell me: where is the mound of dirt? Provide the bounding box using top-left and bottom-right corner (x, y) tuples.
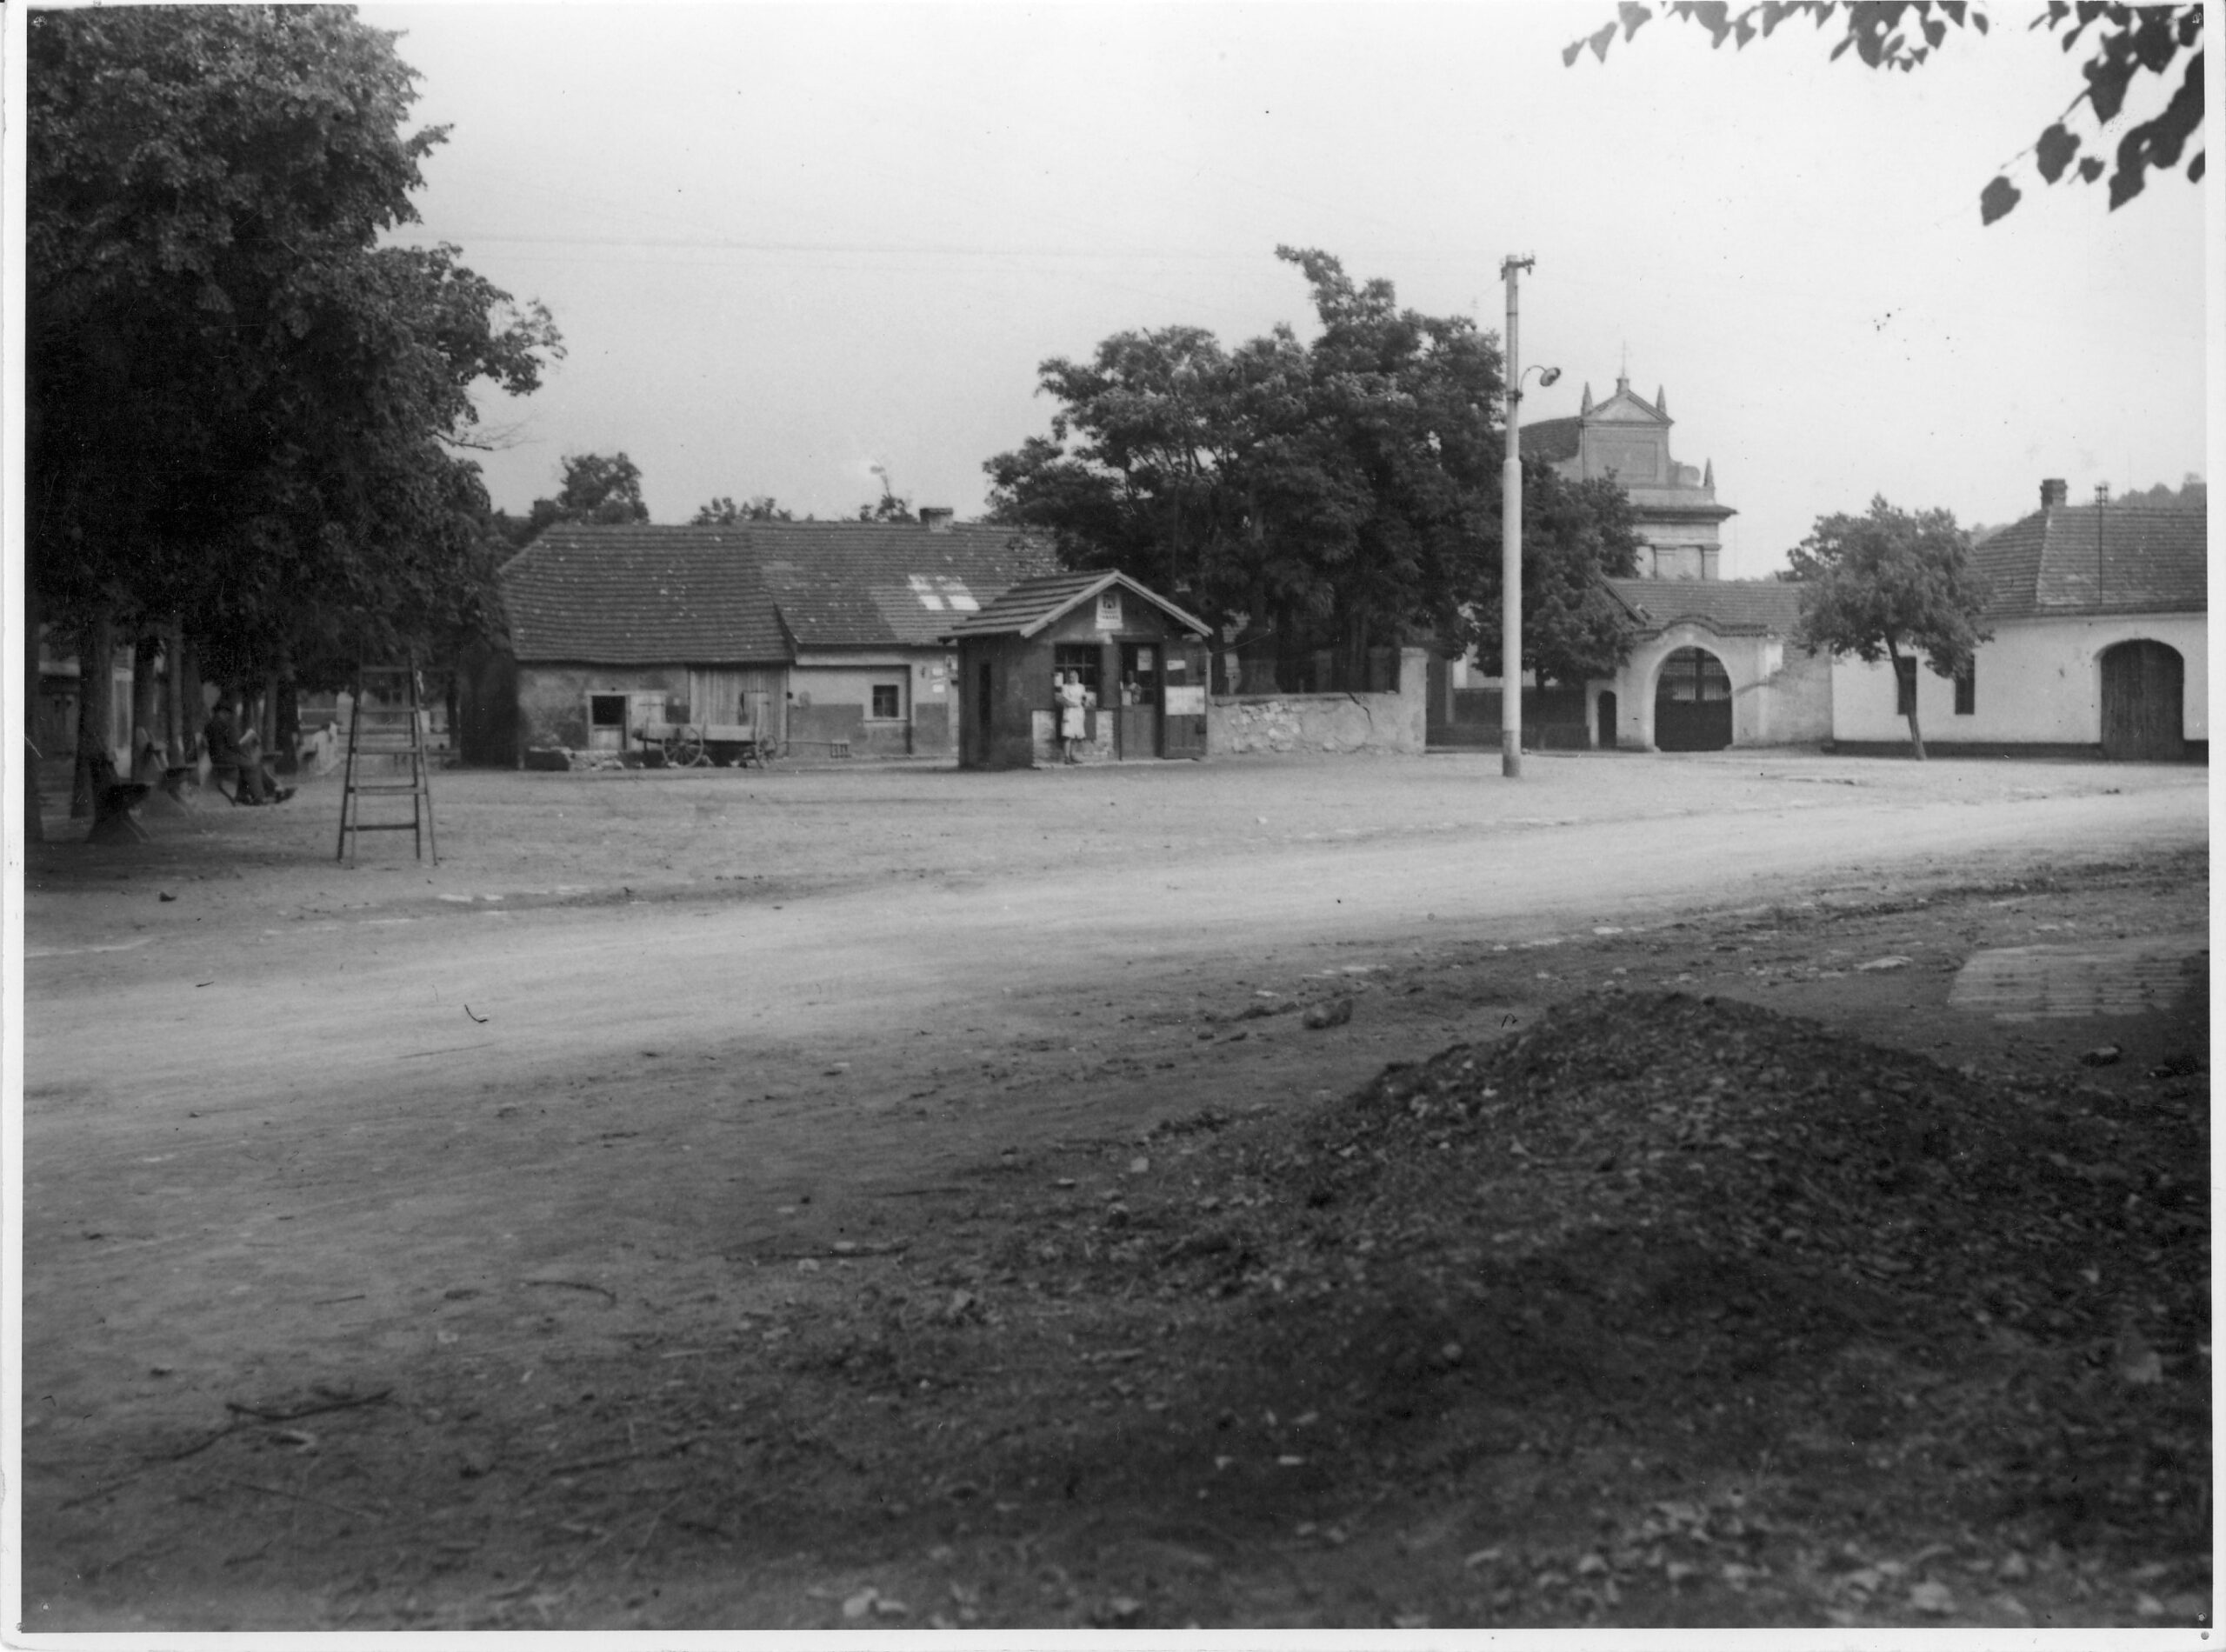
(1278, 989), (2205, 1336)
(1054, 990), (2210, 1575)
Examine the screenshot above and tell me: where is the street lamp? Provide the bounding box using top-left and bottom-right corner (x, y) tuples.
(1499, 254), (1558, 777)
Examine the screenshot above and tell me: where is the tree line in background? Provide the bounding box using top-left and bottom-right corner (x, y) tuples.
(983, 246), (1645, 694)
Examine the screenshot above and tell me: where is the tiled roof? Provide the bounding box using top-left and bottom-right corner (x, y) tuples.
(499, 525), (792, 664)
(939, 571), (1211, 642)
(499, 520), (1058, 663)
(1970, 503), (2207, 619)
(745, 522), (1057, 649)
(1605, 576), (1807, 636)
(1519, 416), (1583, 464)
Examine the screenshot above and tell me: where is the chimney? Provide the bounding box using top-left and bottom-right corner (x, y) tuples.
(920, 506), (955, 533)
(2040, 478), (2069, 509)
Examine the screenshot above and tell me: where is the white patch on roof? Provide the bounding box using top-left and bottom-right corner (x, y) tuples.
(909, 575), (978, 612)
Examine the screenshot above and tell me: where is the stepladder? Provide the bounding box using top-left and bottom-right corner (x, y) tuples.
(337, 662), (438, 864)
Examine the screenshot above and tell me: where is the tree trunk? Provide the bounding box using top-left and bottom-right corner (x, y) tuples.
(71, 610), (116, 817)
(275, 676), (300, 776)
(1889, 640), (1927, 761)
(23, 580), (43, 843)
(130, 630), (162, 781)
(163, 617), (187, 764)
(177, 633), (204, 763)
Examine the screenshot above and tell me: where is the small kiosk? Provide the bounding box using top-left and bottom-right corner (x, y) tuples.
(943, 572), (1211, 769)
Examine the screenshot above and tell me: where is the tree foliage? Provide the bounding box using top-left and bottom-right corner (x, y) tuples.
(1473, 463), (1647, 685)
(27, 4), (561, 700)
(496, 451), (650, 547)
(1566, 3), (2204, 224)
(693, 494), (794, 524)
(988, 248), (1636, 689)
(1791, 496), (1992, 757)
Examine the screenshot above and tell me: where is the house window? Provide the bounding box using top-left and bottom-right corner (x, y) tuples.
(871, 683), (901, 720)
(1894, 657), (1916, 716)
(1953, 659), (1975, 716)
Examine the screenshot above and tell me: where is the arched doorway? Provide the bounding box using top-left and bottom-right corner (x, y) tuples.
(2100, 640), (2184, 760)
(1653, 647), (1732, 751)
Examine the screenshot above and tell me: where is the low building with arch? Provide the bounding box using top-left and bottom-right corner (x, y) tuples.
(1590, 579), (1833, 751)
(1827, 481), (2207, 760)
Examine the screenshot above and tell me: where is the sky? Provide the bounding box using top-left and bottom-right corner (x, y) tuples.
(361, 1), (2210, 577)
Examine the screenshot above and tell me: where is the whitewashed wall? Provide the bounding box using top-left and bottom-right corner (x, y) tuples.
(1829, 613), (2207, 744)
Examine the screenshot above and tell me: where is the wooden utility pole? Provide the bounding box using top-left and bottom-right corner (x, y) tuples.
(1500, 255), (1535, 779)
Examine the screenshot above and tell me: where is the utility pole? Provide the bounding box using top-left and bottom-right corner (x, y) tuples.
(1500, 255), (1535, 778)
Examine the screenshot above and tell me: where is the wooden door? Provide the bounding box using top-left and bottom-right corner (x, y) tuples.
(2101, 640), (2184, 761)
(586, 693), (628, 752)
(1653, 649), (1731, 751)
(1597, 689), (1617, 749)
(1162, 645), (1206, 758)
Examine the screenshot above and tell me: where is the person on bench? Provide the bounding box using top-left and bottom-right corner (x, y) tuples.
(204, 699), (293, 805)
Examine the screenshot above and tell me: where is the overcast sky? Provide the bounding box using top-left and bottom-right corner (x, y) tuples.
(362, 2), (2209, 576)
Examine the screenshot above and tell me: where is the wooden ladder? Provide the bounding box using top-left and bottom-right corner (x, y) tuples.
(337, 661), (439, 865)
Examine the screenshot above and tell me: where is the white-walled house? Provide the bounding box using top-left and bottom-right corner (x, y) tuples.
(1829, 482), (2207, 760)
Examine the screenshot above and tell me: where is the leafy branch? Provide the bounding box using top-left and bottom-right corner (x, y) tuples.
(1564, 3), (2204, 224)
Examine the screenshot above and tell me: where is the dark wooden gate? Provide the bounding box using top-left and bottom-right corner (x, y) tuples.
(1653, 649), (1732, 751)
(2101, 640), (2184, 761)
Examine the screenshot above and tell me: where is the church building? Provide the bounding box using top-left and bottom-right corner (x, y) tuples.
(1516, 369), (1829, 751)
(1520, 370), (1735, 579)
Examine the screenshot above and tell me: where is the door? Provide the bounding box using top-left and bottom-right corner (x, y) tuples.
(586, 693), (629, 753)
(2101, 640), (2184, 761)
(1597, 689), (1618, 749)
(1116, 641), (1160, 760)
(1162, 645), (1207, 758)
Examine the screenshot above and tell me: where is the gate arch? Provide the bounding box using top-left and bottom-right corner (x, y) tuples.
(2100, 639), (2184, 761)
(1653, 646), (1732, 751)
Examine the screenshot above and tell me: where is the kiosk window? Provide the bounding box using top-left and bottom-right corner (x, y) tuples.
(1052, 644), (1102, 696)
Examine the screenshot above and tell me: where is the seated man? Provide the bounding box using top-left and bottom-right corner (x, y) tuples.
(203, 700), (293, 805)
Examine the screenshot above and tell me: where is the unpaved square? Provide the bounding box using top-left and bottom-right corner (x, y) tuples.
(17, 750), (2209, 1629)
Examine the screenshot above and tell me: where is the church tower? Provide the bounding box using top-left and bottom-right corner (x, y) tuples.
(1519, 370), (1735, 579)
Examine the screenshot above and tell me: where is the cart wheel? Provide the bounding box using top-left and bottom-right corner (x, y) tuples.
(670, 732), (708, 768)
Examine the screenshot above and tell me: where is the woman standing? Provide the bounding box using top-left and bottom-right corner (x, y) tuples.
(1056, 671), (1087, 764)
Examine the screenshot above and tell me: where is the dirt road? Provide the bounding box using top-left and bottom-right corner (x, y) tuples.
(17, 750), (2209, 1628)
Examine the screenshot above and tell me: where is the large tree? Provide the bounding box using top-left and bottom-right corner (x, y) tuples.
(985, 247), (1622, 692)
(28, 5), (559, 808)
(495, 451), (650, 548)
(1566, 2), (2203, 224)
(1791, 496), (1992, 758)
(1472, 463), (1647, 686)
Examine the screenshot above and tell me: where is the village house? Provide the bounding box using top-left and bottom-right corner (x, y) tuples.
(471, 513), (1056, 765)
(1828, 479), (2208, 760)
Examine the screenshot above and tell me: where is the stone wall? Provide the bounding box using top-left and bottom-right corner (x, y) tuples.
(1208, 647), (1429, 756)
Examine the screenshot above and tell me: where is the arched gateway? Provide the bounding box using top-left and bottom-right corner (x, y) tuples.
(1653, 646), (1732, 751)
